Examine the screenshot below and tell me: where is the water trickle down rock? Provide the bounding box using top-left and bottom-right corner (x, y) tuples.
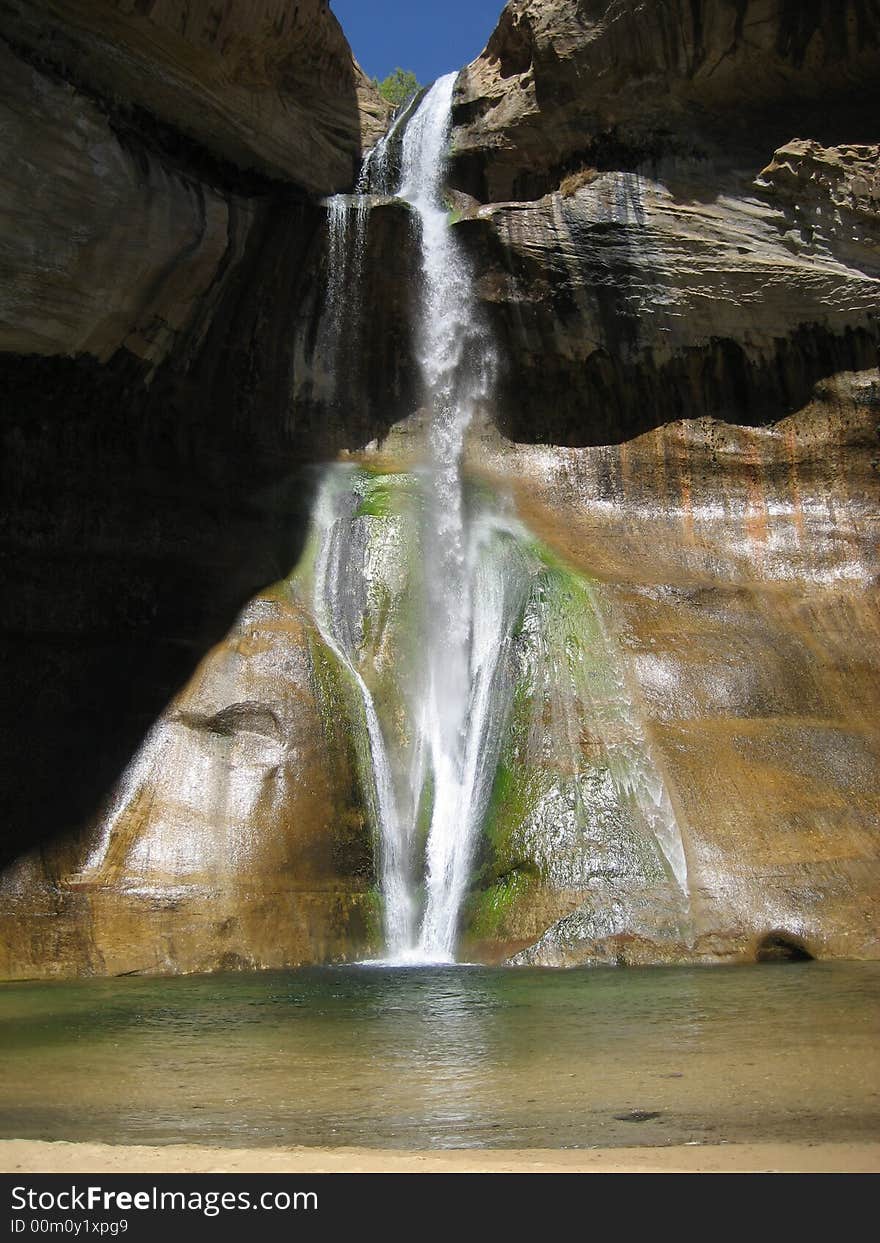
(472, 557), (694, 967)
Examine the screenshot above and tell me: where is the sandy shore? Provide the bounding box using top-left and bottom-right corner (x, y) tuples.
(2, 1140), (878, 1174)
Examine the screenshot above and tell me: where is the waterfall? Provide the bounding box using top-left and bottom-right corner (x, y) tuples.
(357, 95), (414, 195)
(317, 194), (369, 404)
(397, 75), (505, 961)
(310, 75), (688, 965)
(307, 75), (520, 964)
(310, 182), (413, 956)
(415, 510), (530, 959)
(310, 472), (417, 954)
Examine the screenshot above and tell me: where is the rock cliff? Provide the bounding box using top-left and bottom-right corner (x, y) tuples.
(1, 0), (386, 194)
(0, 0), (390, 882)
(459, 387), (879, 965)
(452, 0), (880, 202)
(437, 0), (879, 964)
(450, 2), (880, 443)
(0, 0), (877, 975)
(458, 142), (878, 443)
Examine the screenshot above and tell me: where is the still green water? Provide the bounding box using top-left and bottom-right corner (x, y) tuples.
(1, 964), (877, 1150)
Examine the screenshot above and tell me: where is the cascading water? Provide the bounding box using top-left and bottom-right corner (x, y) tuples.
(315, 91), (419, 410)
(357, 95), (415, 195)
(308, 74), (524, 963)
(397, 75), (507, 961)
(310, 472), (417, 953)
(317, 190), (370, 406)
(307, 74), (689, 965)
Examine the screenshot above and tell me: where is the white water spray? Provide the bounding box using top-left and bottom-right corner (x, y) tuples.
(317, 193), (370, 404)
(310, 75), (688, 965)
(311, 75), (519, 963)
(358, 96), (414, 196)
(310, 473), (417, 953)
(396, 75), (508, 961)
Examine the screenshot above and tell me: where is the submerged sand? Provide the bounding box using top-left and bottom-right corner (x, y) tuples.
(2, 1140), (878, 1174)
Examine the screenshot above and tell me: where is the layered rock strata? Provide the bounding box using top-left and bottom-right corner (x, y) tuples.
(451, 0), (880, 202)
(459, 378), (879, 965)
(458, 142), (880, 443)
(0, 0), (877, 975)
(0, 1), (395, 881)
(0, 0), (387, 194)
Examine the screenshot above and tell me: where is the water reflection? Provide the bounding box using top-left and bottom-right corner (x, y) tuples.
(0, 964), (878, 1150)
(383, 969), (500, 1146)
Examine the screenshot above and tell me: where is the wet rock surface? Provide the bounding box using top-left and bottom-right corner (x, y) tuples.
(0, 589), (377, 978)
(459, 387), (879, 966)
(0, 0), (877, 975)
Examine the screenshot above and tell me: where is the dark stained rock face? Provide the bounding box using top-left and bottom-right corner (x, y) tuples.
(446, 2), (880, 445)
(456, 142), (880, 444)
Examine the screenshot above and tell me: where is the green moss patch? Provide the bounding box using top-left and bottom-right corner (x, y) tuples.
(464, 870), (535, 940)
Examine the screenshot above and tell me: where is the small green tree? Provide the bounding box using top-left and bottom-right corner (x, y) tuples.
(374, 67), (420, 107)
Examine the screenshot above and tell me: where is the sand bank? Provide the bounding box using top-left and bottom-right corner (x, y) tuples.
(2, 1140), (878, 1174)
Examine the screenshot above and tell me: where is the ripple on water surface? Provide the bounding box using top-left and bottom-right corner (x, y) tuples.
(0, 963), (878, 1150)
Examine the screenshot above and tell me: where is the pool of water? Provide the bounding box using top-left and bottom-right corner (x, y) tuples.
(0, 963), (877, 1149)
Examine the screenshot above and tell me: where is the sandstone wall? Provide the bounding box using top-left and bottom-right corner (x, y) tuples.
(0, 1), (391, 881)
(0, 588), (378, 978)
(460, 379), (879, 965)
(0, 0), (387, 194)
(0, 0), (876, 976)
(452, 0), (880, 202)
(458, 142), (879, 443)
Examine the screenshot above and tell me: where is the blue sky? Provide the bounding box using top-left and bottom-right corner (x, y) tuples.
(330, 1), (505, 84)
